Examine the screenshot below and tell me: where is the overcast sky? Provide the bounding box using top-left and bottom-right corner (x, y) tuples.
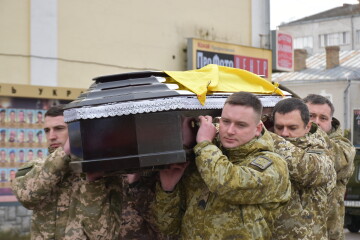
(270, 0), (359, 29)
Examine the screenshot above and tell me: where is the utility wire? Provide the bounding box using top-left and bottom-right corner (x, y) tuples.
(0, 53), (161, 71)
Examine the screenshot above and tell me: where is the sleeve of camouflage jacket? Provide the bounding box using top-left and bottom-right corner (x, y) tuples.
(154, 182), (183, 236)
(287, 149), (334, 187)
(120, 173), (163, 239)
(193, 141), (290, 205)
(329, 131), (356, 181)
(271, 133), (335, 188)
(65, 176), (123, 240)
(11, 148), (71, 209)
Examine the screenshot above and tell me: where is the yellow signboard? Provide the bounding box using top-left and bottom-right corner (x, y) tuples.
(0, 83), (85, 100)
(187, 38), (272, 79)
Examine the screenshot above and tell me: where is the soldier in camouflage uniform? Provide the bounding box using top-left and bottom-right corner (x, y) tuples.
(120, 172), (171, 240)
(304, 94), (356, 240)
(11, 106), (122, 240)
(154, 92), (291, 239)
(271, 98), (337, 240)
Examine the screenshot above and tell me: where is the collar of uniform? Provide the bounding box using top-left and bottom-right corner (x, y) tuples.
(221, 129), (274, 161)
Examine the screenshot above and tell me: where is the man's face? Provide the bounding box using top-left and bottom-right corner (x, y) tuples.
(9, 152), (15, 161)
(44, 115), (68, 149)
(37, 132), (43, 143)
(0, 150), (6, 160)
(10, 111), (15, 122)
(37, 150), (43, 158)
(18, 131), (25, 142)
(19, 151), (24, 160)
(9, 131), (16, 141)
(306, 103), (332, 134)
(0, 111), (5, 121)
(219, 104), (262, 148)
(274, 110), (311, 138)
(10, 170), (16, 180)
(27, 131), (34, 142)
(0, 171), (5, 180)
(27, 151), (34, 161)
(37, 113), (43, 123)
(0, 131), (5, 140)
(18, 111), (25, 122)
(28, 111), (33, 123)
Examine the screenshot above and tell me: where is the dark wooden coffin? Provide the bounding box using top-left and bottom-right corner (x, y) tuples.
(64, 71), (288, 173)
(64, 71), (223, 173)
(67, 109), (221, 173)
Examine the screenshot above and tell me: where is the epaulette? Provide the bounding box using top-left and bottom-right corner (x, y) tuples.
(250, 156), (273, 170)
(15, 163), (35, 177)
(306, 149), (324, 154)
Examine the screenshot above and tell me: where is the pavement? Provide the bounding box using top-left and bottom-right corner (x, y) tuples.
(344, 228), (360, 240)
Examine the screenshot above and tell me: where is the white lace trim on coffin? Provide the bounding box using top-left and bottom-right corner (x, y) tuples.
(64, 95), (286, 122)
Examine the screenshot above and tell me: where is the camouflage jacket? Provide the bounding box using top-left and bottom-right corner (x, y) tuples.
(11, 148), (122, 240)
(328, 118), (355, 183)
(270, 124), (337, 240)
(327, 118), (355, 240)
(155, 129), (291, 240)
(120, 172), (170, 240)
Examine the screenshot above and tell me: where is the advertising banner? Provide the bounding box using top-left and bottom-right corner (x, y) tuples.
(187, 38), (272, 79)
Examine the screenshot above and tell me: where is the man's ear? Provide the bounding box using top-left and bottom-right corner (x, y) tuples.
(305, 121), (312, 133)
(255, 121), (263, 136)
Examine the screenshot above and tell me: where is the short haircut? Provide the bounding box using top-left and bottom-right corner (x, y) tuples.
(273, 98), (310, 126)
(303, 94), (334, 116)
(225, 91), (263, 122)
(45, 105), (64, 117)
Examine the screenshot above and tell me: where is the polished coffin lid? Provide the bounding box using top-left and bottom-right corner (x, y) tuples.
(64, 70), (290, 173)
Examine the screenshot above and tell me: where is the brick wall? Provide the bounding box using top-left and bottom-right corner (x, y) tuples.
(0, 205), (32, 234)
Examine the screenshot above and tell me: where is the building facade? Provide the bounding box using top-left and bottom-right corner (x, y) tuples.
(277, 2), (360, 56)
(0, 0), (270, 89)
(273, 47), (360, 136)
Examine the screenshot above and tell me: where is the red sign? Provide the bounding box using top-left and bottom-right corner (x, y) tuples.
(196, 50), (269, 77)
(276, 32), (293, 71)
(234, 56), (268, 77)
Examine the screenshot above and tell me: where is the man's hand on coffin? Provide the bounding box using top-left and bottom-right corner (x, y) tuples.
(86, 171), (105, 181)
(127, 173), (141, 184)
(159, 162), (190, 192)
(63, 138), (70, 155)
(196, 115), (217, 143)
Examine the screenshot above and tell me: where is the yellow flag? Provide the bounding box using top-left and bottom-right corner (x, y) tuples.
(165, 64), (283, 105)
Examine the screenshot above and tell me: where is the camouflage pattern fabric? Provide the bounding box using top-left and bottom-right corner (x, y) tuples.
(154, 129), (291, 240)
(64, 175), (122, 240)
(12, 148), (122, 240)
(270, 124), (337, 240)
(327, 118), (356, 240)
(120, 172), (172, 240)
